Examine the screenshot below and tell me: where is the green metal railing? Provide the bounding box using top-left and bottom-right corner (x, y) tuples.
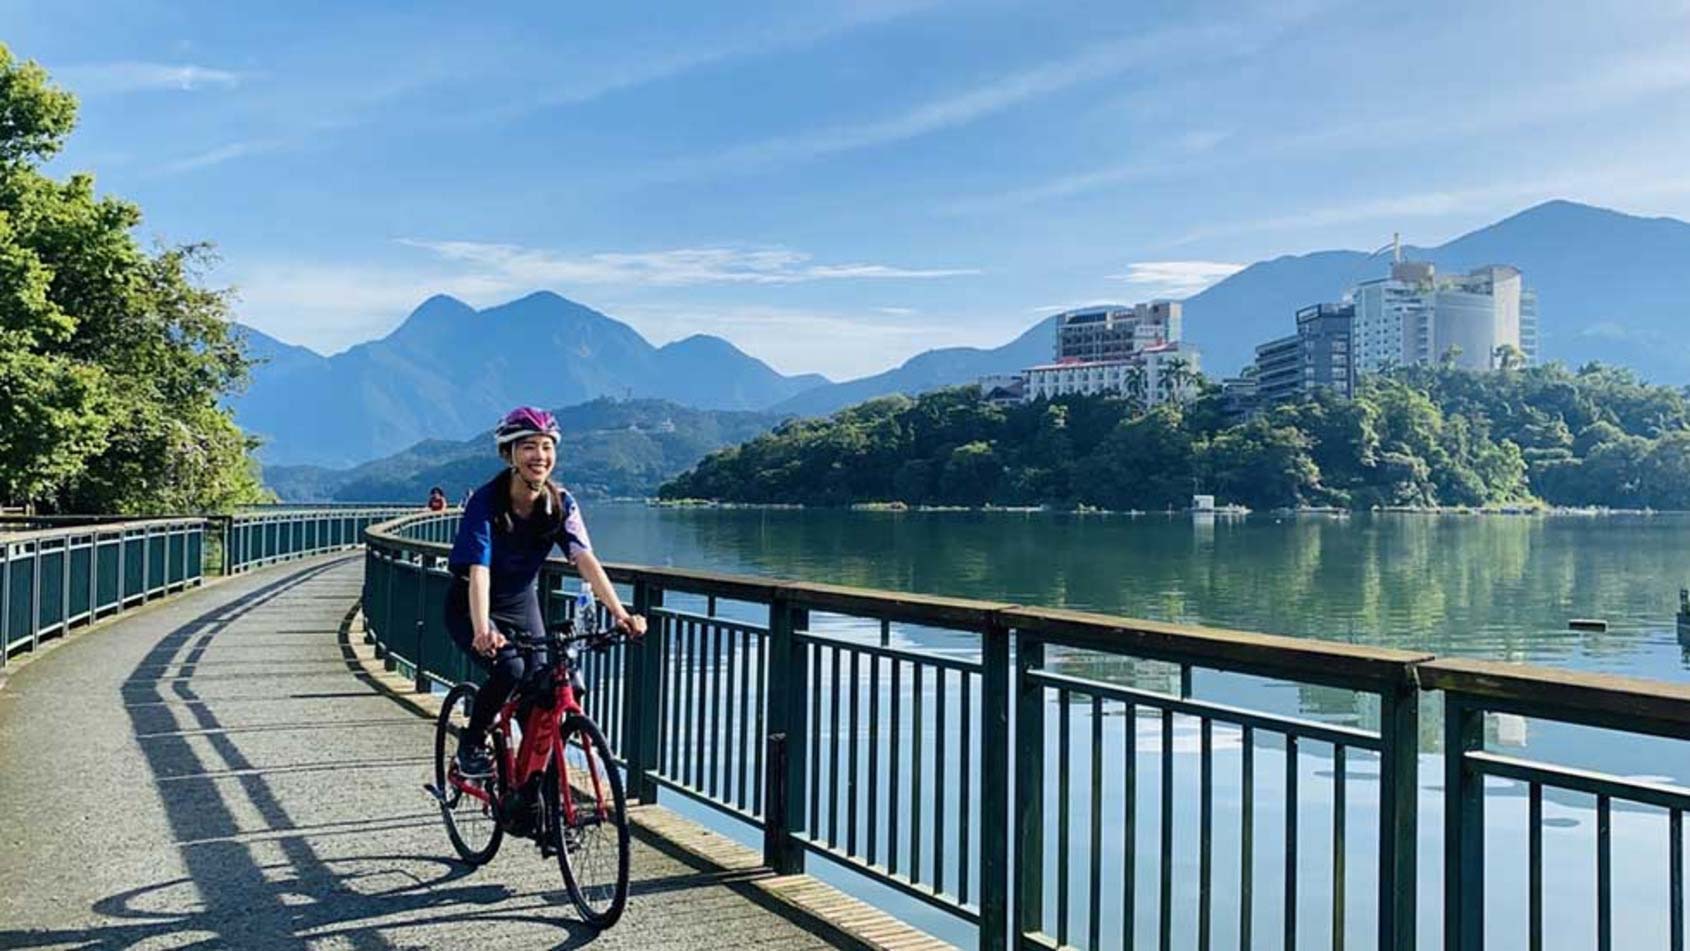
(1424, 659), (1690, 951)
(362, 512), (1437, 950)
(361, 510), (1690, 951)
(221, 506), (416, 574)
(1, 518), (205, 666)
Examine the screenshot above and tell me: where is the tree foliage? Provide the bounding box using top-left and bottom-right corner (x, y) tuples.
(661, 362), (1690, 511)
(0, 45), (266, 512)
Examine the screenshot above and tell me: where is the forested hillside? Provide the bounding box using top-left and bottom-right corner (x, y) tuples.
(661, 364), (1690, 511)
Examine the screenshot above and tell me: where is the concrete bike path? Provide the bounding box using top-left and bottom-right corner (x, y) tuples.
(0, 554), (841, 950)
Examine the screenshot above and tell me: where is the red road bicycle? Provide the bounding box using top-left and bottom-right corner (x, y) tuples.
(426, 620), (632, 928)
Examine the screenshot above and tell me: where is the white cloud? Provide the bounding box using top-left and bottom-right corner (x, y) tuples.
(1167, 167), (1690, 248)
(485, 1), (936, 121)
(227, 262), (517, 355)
(398, 239), (979, 287)
(944, 35), (1690, 215)
(1026, 300), (1128, 316)
(54, 62), (245, 95)
(228, 239), (979, 366)
(153, 140), (284, 175)
(1110, 261), (1245, 298)
(654, 15), (1282, 180)
(607, 302), (1013, 378)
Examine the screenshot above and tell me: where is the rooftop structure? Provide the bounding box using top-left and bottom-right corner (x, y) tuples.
(1351, 261), (1534, 372)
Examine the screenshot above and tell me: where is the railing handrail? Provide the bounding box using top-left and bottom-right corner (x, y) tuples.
(233, 506), (420, 521)
(366, 511), (1435, 687)
(1, 517), (208, 543)
(1421, 656), (1690, 737)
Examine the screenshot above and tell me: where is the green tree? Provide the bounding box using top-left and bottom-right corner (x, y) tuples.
(1198, 421), (1321, 510)
(939, 441), (1002, 506)
(0, 45), (268, 512)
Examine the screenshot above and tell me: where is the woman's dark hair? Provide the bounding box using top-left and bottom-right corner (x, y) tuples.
(428, 486), (444, 496)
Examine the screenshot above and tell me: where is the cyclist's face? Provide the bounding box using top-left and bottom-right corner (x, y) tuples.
(511, 436), (556, 482)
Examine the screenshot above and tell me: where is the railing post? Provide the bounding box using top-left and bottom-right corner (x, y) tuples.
(1, 542), (11, 668)
(382, 550), (398, 672)
(979, 618), (1011, 951)
(1378, 677), (1419, 951)
(414, 554), (431, 693)
(87, 531), (98, 618)
(366, 549), (383, 654)
(1013, 631), (1046, 943)
(623, 579), (662, 804)
(1444, 694), (1485, 951)
(116, 528), (127, 605)
(763, 589), (807, 874)
(29, 542), (42, 651)
(60, 537), (71, 631)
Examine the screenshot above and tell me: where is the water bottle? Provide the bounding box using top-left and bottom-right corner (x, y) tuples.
(576, 580), (597, 637)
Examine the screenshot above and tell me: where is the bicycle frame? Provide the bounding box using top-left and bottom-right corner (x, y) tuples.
(448, 640), (614, 829)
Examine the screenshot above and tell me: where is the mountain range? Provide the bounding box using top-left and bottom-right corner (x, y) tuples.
(262, 398), (784, 502)
(1183, 200), (1690, 378)
(234, 292), (826, 467)
(236, 200), (1690, 471)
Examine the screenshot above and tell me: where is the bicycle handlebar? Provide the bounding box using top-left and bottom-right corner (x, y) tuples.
(499, 621), (635, 653)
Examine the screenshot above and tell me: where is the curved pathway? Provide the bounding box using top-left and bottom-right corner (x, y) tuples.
(0, 554), (839, 949)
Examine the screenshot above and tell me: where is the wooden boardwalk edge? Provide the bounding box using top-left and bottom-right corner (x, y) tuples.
(340, 605), (955, 951)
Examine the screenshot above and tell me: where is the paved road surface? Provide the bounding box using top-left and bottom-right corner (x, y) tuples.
(0, 554), (838, 950)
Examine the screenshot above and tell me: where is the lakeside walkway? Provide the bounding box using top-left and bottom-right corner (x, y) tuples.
(0, 554), (851, 949)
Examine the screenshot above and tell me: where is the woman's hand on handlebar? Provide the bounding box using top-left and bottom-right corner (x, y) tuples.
(472, 625), (507, 657)
(612, 613), (647, 639)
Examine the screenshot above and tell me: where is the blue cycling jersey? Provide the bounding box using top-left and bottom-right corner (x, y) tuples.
(447, 471), (592, 598)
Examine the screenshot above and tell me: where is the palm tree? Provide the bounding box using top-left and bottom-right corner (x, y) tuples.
(1163, 356), (1198, 406)
(1123, 363), (1148, 412)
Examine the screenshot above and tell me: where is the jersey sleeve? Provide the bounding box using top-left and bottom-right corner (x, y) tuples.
(559, 493), (593, 564)
(448, 486), (495, 567)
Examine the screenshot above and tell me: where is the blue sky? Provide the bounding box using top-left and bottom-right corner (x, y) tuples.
(12, 0), (1690, 378)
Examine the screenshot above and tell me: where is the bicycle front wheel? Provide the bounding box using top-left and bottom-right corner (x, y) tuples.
(435, 682), (505, 865)
(547, 714), (630, 928)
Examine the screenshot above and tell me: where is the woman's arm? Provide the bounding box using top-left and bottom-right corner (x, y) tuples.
(573, 549), (647, 638)
(467, 564), (505, 655)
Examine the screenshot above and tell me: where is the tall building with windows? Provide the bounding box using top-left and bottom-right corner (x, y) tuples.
(1242, 302), (1355, 410)
(1351, 262), (1533, 372)
(1054, 301), (1180, 361)
(988, 301), (1200, 407)
(1294, 302), (1356, 397)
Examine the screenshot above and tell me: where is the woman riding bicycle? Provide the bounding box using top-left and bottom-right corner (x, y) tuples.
(445, 405), (646, 777)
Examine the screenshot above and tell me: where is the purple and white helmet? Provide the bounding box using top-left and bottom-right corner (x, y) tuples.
(494, 406), (560, 450)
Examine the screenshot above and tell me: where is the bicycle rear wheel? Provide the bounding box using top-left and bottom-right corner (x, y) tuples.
(434, 682), (505, 864)
(547, 714), (630, 927)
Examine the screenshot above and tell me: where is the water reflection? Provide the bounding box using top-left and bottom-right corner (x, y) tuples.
(586, 506), (1690, 950)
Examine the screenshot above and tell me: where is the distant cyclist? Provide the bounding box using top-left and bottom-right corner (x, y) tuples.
(444, 406), (646, 776)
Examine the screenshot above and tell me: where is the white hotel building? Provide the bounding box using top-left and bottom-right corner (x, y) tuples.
(1004, 302), (1201, 407)
(1352, 262), (1537, 372)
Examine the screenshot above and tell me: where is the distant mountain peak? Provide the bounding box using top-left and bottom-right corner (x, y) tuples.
(1182, 199), (1690, 382)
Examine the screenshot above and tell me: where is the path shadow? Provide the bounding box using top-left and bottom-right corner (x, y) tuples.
(0, 558), (602, 950)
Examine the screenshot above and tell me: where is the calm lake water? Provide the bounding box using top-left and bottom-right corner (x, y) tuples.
(591, 505), (1690, 680)
(579, 505), (1690, 949)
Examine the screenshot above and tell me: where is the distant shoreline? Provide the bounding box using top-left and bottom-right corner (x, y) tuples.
(649, 498), (1676, 517)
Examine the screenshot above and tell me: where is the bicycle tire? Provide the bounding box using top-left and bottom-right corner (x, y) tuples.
(547, 714), (630, 927)
(435, 682), (506, 865)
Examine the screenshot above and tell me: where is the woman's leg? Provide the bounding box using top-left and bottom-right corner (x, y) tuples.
(464, 641), (526, 745)
(444, 579), (527, 760)
(459, 585), (546, 752)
